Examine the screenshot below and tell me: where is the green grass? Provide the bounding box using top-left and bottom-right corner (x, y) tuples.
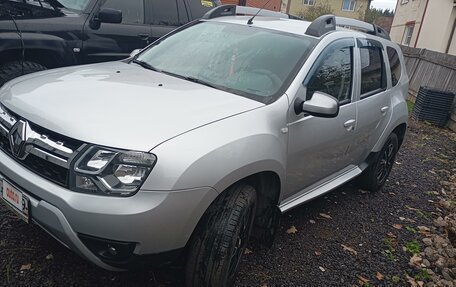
(405, 240), (421, 254)
(407, 100), (415, 114)
(405, 226), (417, 233)
(415, 210), (432, 219)
(383, 238), (397, 261)
(391, 276), (401, 283)
(414, 269), (430, 281)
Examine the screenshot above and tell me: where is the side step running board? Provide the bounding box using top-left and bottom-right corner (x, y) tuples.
(279, 166), (363, 212)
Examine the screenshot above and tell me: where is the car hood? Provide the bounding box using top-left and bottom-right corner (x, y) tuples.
(0, 62), (263, 152)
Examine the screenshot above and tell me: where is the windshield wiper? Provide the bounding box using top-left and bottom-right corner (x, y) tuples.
(132, 59), (161, 72)
(183, 76), (219, 89)
(160, 70), (218, 89)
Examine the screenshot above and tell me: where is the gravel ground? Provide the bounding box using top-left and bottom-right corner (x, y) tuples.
(1, 119), (455, 287)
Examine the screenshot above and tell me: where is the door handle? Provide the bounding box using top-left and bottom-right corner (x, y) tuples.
(343, 119), (356, 131)
(381, 106), (389, 114)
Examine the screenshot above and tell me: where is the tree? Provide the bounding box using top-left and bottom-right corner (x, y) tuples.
(365, 7), (394, 24)
(297, 0), (334, 21)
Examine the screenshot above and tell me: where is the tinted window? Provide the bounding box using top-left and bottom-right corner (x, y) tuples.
(102, 0), (144, 24)
(187, 0), (216, 18)
(359, 40), (386, 95)
(151, 0), (181, 26)
(387, 47), (401, 87)
(136, 22), (316, 103)
(305, 39), (354, 103)
(54, 0), (91, 11)
(177, 0), (189, 24)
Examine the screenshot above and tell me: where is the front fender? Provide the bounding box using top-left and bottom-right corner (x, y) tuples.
(144, 95), (289, 195)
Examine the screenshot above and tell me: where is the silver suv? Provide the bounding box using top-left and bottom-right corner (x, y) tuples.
(0, 5), (408, 287)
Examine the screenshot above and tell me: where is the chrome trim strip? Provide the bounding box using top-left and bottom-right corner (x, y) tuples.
(28, 147), (68, 168)
(0, 105), (81, 169)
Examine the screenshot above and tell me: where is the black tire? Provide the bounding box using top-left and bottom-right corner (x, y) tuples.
(359, 133), (399, 192)
(185, 184), (257, 287)
(0, 61), (47, 87)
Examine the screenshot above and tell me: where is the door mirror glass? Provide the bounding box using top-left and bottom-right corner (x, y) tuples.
(98, 8), (122, 24)
(130, 49), (141, 58)
(302, 91), (339, 118)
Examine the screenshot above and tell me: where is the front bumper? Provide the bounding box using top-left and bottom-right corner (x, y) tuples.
(0, 149), (218, 270)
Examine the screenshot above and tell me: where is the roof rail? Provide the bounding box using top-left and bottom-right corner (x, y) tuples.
(202, 4), (290, 20)
(305, 15), (336, 37)
(305, 15), (391, 40)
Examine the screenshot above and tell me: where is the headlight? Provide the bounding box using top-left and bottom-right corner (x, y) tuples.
(70, 146), (156, 196)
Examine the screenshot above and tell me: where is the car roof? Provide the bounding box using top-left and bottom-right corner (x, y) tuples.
(206, 16), (314, 37)
(206, 16), (387, 42)
(202, 6), (392, 42)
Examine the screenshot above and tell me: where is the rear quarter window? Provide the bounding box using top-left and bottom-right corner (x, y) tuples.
(358, 39), (387, 97)
(387, 47), (402, 87)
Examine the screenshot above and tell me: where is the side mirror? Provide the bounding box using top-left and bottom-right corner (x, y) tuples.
(130, 49), (141, 58)
(98, 8), (122, 24)
(299, 91), (339, 118)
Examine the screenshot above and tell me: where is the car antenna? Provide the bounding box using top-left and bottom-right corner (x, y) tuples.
(247, 0), (273, 25)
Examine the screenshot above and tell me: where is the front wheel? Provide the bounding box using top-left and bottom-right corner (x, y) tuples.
(359, 133), (399, 192)
(185, 184), (257, 287)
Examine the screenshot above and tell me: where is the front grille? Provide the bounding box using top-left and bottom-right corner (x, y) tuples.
(0, 105), (86, 188)
(22, 153), (69, 186)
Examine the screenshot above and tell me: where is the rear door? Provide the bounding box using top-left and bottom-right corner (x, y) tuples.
(148, 0), (189, 42)
(82, 0), (151, 63)
(351, 38), (392, 163)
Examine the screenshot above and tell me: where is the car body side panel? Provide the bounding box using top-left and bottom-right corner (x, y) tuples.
(0, 9), (86, 66)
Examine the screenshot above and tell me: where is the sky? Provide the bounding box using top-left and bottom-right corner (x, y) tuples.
(371, 0), (397, 11)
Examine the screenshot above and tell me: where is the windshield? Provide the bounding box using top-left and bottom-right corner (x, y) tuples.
(57, 0), (91, 11)
(135, 21), (316, 103)
(10, 0), (91, 12)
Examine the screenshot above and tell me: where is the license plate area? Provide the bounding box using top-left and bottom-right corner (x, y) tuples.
(1, 179), (30, 223)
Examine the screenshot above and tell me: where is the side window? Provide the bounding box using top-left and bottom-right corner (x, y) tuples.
(101, 0), (144, 24)
(304, 39), (354, 104)
(177, 0), (189, 24)
(151, 0), (182, 26)
(358, 39), (386, 96)
(187, 0), (216, 19)
(387, 47), (401, 87)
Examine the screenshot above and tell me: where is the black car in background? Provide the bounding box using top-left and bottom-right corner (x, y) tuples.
(0, 0), (219, 86)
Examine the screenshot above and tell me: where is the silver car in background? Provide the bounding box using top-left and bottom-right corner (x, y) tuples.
(0, 5), (408, 287)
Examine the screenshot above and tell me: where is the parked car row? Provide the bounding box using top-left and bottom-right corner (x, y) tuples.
(0, 0), (220, 86)
(0, 3), (409, 287)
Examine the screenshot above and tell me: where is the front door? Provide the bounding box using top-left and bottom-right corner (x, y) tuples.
(82, 0), (151, 64)
(285, 38), (357, 199)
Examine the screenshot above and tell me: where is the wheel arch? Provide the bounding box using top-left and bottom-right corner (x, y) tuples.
(184, 169), (282, 253)
(0, 32), (77, 67)
(392, 122), (407, 148)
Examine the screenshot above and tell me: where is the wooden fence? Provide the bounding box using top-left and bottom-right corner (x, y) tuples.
(400, 46), (456, 131)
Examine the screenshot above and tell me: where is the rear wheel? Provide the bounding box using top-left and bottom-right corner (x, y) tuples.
(359, 133), (399, 192)
(185, 184), (257, 287)
(0, 61), (46, 86)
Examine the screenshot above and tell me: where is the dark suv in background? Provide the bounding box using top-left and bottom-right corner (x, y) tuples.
(0, 0), (219, 86)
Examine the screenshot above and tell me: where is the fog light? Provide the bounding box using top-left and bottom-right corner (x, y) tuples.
(79, 234), (136, 265)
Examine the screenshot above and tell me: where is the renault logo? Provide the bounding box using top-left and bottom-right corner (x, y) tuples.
(9, 120), (28, 159)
